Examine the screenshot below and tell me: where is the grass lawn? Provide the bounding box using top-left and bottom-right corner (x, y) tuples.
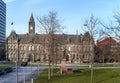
(93, 63), (120, 67)
(34, 68), (120, 83)
(0, 66), (8, 70)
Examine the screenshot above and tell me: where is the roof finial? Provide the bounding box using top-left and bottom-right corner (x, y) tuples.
(30, 12), (34, 22)
(31, 12), (33, 17)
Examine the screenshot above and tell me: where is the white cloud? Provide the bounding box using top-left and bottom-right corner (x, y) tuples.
(3, 0), (16, 3)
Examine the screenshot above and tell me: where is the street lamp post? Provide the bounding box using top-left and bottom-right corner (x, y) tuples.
(37, 58), (40, 75)
(30, 45), (33, 83)
(23, 66), (25, 83)
(22, 59), (26, 83)
(15, 44), (19, 83)
(30, 54), (33, 83)
(16, 61), (18, 83)
(30, 56), (32, 74)
(28, 39), (33, 83)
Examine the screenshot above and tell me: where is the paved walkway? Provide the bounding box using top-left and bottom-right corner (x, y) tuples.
(0, 66), (46, 83)
(22, 68), (42, 83)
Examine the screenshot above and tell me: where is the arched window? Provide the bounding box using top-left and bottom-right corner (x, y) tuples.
(82, 54), (84, 59)
(76, 54), (79, 59)
(9, 46), (11, 50)
(11, 45), (14, 50)
(24, 46), (26, 50)
(14, 53), (16, 58)
(14, 46), (16, 50)
(68, 46), (71, 51)
(32, 46), (34, 50)
(9, 53), (11, 58)
(24, 54), (27, 58)
(29, 46), (31, 51)
(21, 46), (23, 50)
(11, 53), (14, 58)
(37, 46), (39, 50)
(73, 54), (75, 59)
(90, 46), (93, 52)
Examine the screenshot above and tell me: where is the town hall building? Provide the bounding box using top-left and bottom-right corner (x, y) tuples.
(6, 14), (94, 63)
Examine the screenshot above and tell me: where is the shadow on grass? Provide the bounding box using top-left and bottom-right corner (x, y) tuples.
(96, 73), (119, 83)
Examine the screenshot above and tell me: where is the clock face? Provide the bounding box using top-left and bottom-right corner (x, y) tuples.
(30, 26), (33, 30)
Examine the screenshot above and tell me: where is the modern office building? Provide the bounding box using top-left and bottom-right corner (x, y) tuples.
(0, 0), (6, 60)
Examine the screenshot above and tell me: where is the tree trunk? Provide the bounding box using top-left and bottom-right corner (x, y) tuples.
(48, 56), (51, 80)
(102, 54), (104, 66)
(51, 60), (54, 76)
(90, 63), (93, 83)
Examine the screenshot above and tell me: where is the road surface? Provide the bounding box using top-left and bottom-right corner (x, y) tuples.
(1, 65), (120, 83)
(0, 66), (47, 83)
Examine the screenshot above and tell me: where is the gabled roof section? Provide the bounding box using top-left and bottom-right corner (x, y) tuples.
(61, 34), (84, 44)
(97, 37), (116, 45)
(83, 32), (91, 41)
(18, 34), (44, 44)
(7, 30), (18, 40)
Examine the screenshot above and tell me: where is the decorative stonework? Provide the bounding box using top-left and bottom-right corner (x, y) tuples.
(6, 14), (94, 63)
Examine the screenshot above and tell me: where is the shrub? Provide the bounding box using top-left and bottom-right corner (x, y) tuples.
(21, 62), (28, 67)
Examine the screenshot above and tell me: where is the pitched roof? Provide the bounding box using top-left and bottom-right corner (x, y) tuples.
(7, 31), (93, 44)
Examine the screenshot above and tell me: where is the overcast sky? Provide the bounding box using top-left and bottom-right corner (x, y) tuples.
(4, 0), (120, 36)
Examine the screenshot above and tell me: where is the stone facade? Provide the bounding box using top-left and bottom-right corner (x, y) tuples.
(6, 14), (94, 63)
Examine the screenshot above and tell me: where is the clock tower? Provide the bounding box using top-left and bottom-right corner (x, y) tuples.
(29, 13), (35, 34)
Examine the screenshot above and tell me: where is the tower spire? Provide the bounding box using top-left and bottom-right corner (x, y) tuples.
(30, 13), (34, 22)
(29, 13), (35, 34)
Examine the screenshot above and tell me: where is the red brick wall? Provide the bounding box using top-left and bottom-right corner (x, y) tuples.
(97, 37), (116, 49)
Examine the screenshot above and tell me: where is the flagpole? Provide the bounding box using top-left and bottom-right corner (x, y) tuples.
(11, 22), (18, 83)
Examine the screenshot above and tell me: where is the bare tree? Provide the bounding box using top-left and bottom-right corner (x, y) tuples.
(37, 11), (64, 80)
(83, 14), (99, 83)
(100, 11), (120, 65)
(115, 43), (120, 66)
(100, 11), (120, 41)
